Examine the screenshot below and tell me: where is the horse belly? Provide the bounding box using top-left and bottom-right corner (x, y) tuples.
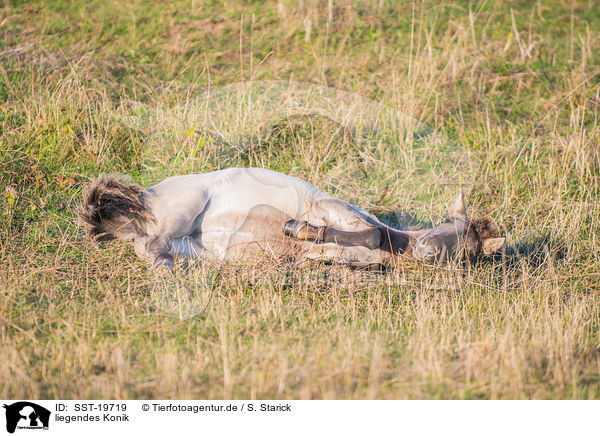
(197, 201), (298, 260)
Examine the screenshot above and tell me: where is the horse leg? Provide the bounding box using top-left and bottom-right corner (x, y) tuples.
(287, 197), (383, 249)
(284, 197), (410, 254)
(283, 219), (381, 249)
(145, 233), (175, 268)
(299, 241), (386, 266)
(144, 214), (201, 268)
(310, 197), (379, 230)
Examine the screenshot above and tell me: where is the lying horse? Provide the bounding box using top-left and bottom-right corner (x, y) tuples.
(79, 167), (505, 268)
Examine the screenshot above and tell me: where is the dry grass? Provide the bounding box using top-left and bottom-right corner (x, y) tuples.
(1, 0), (600, 399)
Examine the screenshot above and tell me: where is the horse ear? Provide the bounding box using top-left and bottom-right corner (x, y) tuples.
(448, 192), (467, 218)
(482, 236), (505, 254)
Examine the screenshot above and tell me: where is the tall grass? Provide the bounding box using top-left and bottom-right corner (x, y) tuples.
(0, 0), (599, 399)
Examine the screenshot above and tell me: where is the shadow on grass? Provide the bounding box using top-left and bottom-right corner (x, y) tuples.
(375, 210), (430, 230)
(476, 233), (567, 270)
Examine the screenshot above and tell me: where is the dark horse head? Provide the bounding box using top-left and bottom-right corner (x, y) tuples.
(412, 193), (506, 264)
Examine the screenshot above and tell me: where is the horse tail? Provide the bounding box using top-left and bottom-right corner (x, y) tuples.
(79, 174), (154, 242)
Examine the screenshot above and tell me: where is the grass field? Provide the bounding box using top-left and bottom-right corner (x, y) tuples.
(1, 0), (600, 399)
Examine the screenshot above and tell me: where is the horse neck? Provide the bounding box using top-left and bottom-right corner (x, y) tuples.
(380, 227), (430, 259)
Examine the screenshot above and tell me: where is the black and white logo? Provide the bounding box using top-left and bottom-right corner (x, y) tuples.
(3, 402), (50, 434)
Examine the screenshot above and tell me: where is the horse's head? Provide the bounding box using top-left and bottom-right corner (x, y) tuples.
(412, 193), (505, 264)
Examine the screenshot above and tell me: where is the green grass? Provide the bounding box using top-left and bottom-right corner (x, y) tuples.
(1, 0), (600, 399)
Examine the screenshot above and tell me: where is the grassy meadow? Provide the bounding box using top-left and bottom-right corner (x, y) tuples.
(1, 0), (600, 399)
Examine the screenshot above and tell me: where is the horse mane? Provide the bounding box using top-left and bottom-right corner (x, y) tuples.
(78, 174), (154, 242)
(470, 216), (499, 240)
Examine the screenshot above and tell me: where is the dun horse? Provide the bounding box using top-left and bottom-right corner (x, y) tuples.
(79, 168), (505, 268)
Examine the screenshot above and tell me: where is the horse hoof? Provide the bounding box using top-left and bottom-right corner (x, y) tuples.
(283, 219), (306, 238)
(364, 228), (382, 249)
(153, 254), (174, 270)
